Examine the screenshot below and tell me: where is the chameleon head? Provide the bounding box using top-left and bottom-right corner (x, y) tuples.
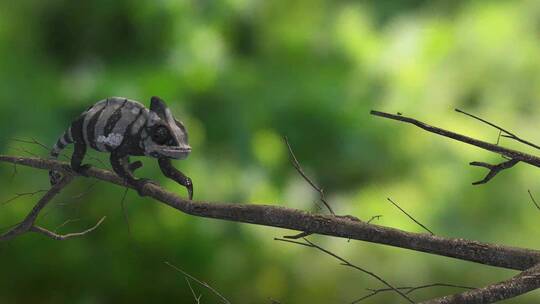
(142, 96), (191, 160)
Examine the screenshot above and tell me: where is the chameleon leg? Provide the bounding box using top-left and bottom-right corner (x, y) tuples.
(128, 160), (143, 173)
(71, 142), (92, 176)
(69, 115), (92, 176)
(110, 152), (156, 196)
(158, 158), (193, 200)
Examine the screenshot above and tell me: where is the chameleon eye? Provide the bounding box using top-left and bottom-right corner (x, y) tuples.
(152, 126), (170, 145)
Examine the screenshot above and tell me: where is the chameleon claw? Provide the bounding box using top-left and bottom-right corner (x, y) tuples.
(185, 179), (193, 200)
(157, 158), (193, 200)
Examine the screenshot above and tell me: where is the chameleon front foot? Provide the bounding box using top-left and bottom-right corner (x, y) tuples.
(157, 158), (194, 200)
(73, 164), (92, 177)
(185, 178), (193, 200)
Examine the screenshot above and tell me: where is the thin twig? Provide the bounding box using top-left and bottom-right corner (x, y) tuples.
(528, 190), (540, 211)
(10, 162), (17, 181)
(54, 218), (81, 232)
(164, 261), (231, 304)
(455, 108), (540, 151)
(31, 216), (106, 240)
(2, 189), (48, 205)
(13, 147), (40, 158)
(12, 137), (51, 151)
(367, 215), (383, 224)
(275, 237), (415, 303)
(387, 198), (434, 235)
(120, 187), (132, 237)
(352, 283), (475, 303)
(403, 283), (475, 295)
(53, 181), (99, 206)
(12, 137), (106, 166)
(40, 181), (99, 221)
(284, 136), (335, 215)
(185, 277), (202, 304)
(283, 231), (313, 239)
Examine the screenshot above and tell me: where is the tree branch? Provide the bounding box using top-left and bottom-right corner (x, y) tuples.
(469, 159), (519, 185)
(370, 110), (540, 184)
(1, 155), (539, 272)
(455, 108), (540, 151)
(2, 189), (48, 205)
(387, 197), (434, 235)
(0, 175), (73, 241)
(421, 263), (540, 304)
(528, 190), (540, 211)
(0, 172), (106, 242)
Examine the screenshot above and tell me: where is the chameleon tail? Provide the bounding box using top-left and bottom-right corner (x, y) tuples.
(49, 127), (74, 185)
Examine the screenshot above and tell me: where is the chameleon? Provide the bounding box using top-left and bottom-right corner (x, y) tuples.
(48, 96), (193, 199)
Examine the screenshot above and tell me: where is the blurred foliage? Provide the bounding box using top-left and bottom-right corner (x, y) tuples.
(1, 0), (540, 303)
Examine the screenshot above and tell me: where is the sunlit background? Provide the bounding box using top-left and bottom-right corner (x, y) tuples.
(1, 1), (540, 303)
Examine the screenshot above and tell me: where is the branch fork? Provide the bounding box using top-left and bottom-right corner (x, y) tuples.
(0, 174), (106, 242)
(469, 159), (519, 185)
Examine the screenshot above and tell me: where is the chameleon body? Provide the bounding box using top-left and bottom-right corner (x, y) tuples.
(49, 96), (193, 199)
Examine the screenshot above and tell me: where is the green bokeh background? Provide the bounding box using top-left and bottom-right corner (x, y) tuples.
(1, 1), (540, 303)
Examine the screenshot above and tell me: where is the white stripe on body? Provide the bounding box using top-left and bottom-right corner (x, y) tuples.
(67, 127), (74, 142)
(82, 100), (108, 146)
(94, 100), (125, 151)
(104, 101), (144, 149)
(59, 136), (68, 147)
(131, 108), (149, 136)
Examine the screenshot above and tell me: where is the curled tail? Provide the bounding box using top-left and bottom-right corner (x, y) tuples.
(49, 127), (74, 185)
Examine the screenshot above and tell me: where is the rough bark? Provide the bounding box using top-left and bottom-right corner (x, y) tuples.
(1, 155), (539, 272)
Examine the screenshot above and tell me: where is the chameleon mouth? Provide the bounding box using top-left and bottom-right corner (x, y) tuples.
(160, 146), (192, 159)
(163, 146), (191, 153)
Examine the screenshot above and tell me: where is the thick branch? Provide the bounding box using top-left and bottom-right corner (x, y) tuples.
(421, 264), (540, 304)
(2, 155), (539, 272)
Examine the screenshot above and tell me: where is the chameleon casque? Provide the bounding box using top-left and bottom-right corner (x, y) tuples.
(49, 96), (193, 199)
